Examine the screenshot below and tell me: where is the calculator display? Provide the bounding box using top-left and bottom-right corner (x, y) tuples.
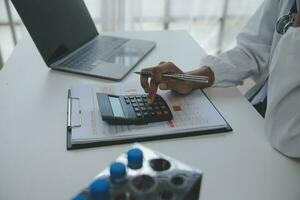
(109, 96), (125, 117)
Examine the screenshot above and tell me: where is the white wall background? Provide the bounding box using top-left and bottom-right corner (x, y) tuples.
(0, 0), (264, 64)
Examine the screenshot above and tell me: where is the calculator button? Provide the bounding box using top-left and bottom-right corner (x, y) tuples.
(130, 99), (136, 103)
(153, 102), (158, 106)
(130, 96), (135, 100)
(136, 112), (142, 118)
(134, 107), (139, 112)
(160, 105), (167, 110)
(154, 106), (160, 110)
(151, 111), (156, 116)
(158, 102), (165, 106)
(137, 99), (143, 103)
(163, 111), (169, 115)
(140, 106), (146, 111)
(143, 111), (149, 116)
(125, 99), (130, 104)
(156, 111), (162, 116)
(147, 106), (153, 111)
(132, 103), (138, 107)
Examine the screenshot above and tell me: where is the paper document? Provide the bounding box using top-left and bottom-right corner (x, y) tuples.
(68, 83), (230, 145)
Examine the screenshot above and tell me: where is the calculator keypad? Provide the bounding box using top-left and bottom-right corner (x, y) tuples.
(124, 94), (172, 123)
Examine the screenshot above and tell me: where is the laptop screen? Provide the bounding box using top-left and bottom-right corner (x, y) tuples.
(12, 0), (99, 64)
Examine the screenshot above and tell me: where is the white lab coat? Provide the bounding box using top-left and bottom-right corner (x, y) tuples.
(200, 0), (300, 157)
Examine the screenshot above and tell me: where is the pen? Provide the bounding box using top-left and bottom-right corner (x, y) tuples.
(134, 71), (209, 83)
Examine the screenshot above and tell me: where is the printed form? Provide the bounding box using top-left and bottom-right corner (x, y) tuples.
(70, 83), (229, 144)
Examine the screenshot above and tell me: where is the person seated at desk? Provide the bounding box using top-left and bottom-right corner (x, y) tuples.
(139, 0), (300, 158)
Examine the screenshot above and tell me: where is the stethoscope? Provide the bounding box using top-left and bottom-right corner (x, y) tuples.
(276, 1), (298, 34)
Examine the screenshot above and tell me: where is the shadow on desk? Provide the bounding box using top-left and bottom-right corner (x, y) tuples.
(46, 68), (118, 83)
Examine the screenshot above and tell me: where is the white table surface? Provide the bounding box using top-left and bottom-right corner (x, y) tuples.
(0, 30), (299, 200)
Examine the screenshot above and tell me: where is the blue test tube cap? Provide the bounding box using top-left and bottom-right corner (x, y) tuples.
(90, 179), (110, 200)
(110, 162), (127, 182)
(127, 148), (143, 169)
(72, 194), (88, 200)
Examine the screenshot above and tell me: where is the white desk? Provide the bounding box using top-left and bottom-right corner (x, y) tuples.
(0, 30), (299, 200)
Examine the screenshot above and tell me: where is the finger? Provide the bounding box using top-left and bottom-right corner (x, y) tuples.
(152, 62), (180, 84)
(169, 79), (194, 94)
(163, 79), (177, 90)
(159, 62), (181, 74)
(159, 82), (169, 90)
(140, 68), (152, 93)
(163, 79), (189, 94)
(159, 61), (167, 65)
(152, 66), (163, 83)
(148, 79), (158, 104)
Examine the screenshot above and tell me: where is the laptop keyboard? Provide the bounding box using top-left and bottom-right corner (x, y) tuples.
(61, 37), (129, 71)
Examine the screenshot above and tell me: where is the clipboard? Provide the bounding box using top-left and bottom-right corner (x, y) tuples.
(66, 84), (232, 150)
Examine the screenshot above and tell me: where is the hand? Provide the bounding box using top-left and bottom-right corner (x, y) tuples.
(140, 62), (215, 104)
(294, 12), (300, 27)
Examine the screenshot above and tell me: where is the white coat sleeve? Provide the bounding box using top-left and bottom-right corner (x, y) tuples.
(265, 27), (300, 158)
(200, 0), (279, 87)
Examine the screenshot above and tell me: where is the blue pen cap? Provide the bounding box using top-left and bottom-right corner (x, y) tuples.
(72, 194), (88, 200)
(90, 179), (110, 200)
(110, 162), (127, 182)
(127, 148), (143, 169)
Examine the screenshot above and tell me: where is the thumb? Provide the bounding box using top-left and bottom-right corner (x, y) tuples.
(159, 83), (169, 90)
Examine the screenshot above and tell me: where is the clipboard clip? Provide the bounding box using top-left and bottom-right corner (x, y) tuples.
(67, 95), (82, 129)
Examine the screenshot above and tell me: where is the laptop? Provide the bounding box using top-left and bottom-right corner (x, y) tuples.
(11, 0), (156, 81)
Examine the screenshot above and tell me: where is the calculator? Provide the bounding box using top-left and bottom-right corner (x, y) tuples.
(96, 93), (173, 125)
